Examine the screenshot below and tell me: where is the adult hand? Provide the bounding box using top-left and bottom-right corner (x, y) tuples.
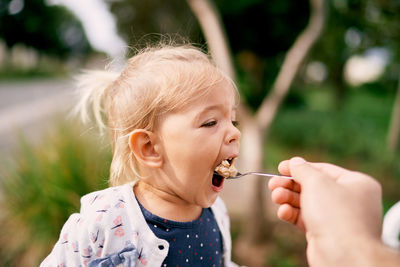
(269, 157), (385, 266)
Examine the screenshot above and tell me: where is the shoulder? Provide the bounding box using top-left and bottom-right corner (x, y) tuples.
(80, 184), (129, 215)
(71, 184), (139, 257)
(68, 183), (136, 237)
(78, 183), (139, 239)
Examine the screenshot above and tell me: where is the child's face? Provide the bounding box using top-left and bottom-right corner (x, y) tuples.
(156, 79), (240, 208)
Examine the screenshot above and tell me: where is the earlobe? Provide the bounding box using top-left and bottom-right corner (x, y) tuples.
(129, 130), (163, 168)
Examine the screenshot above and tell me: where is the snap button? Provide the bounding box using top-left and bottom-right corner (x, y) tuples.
(158, 245), (165, 250)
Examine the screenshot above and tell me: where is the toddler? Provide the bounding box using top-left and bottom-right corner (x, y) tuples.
(41, 43), (241, 267)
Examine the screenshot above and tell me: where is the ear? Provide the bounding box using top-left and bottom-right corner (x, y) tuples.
(129, 130), (163, 168)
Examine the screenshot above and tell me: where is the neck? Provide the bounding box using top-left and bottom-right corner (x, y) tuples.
(133, 180), (202, 222)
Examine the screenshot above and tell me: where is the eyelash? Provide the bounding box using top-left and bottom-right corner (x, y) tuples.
(201, 120), (240, 128)
(201, 121), (217, 127)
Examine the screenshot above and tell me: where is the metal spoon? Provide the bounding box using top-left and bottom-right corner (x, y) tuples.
(226, 171), (292, 180)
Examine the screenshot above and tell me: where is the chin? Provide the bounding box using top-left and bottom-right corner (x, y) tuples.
(200, 194), (218, 208)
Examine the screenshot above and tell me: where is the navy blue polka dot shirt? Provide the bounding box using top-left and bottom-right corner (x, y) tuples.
(138, 201), (223, 266)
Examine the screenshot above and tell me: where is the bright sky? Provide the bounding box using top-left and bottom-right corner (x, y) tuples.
(48, 0), (127, 63)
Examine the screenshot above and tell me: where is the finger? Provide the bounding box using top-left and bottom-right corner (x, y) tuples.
(277, 204), (300, 225)
(289, 157), (336, 187)
(277, 204), (305, 232)
(268, 176), (301, 193)
(271, 187), (300, 208)
(308, 162), (352, 181)
(278, 160), (290, 175)
(287, 156), (354, 181)
(309, 162), (379, 193)
(295, 211), (306, 232)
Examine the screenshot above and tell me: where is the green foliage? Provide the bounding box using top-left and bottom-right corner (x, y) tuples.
(267, 251), (303, 267)
(0, 63), (67, 80)
(265, 224), (307, 267)
(0, 0), (91, 57)
(215, 0), (310, 110)
(109, 0), (203, 47)
(0, 120), (111, 266)
(271, 86), (392, 160)
(215, 0), (309, 57)
(268, 84), (400, 208)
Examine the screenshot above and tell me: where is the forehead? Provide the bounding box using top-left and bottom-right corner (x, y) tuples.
(186, 79), (237, 112)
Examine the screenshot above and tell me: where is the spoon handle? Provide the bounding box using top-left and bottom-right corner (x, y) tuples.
(227, 172), (293, 179)
(248, 172), (292, 179)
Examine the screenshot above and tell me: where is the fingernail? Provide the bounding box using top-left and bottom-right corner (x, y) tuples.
(290, 157), (306, 167)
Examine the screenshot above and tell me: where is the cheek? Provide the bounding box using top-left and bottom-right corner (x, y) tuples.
(168, 139), (218, 178)
(195, 144), (218, 163)
(163, 136), (198, 170)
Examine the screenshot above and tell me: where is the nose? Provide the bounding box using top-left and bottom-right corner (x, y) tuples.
(226, 122), (241, 144)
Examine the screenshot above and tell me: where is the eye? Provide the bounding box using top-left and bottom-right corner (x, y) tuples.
(201, 120), (217, 127)
(232, 120), (239, 127)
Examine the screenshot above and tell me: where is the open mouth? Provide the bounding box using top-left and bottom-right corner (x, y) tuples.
(212, 172), (225, 187)
(212, 158), (237, 187)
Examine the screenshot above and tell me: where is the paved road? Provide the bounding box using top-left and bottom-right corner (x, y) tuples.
(0, 78), (76, 153)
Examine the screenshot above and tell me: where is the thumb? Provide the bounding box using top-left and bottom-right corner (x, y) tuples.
(289, 157), (331, 187)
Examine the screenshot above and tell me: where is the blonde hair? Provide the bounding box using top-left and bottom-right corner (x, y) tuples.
(75, 44), (236, 186)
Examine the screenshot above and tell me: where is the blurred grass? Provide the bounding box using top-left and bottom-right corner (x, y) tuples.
(0, 59), (68, 80)
(0, 67), (65, 80)
(0, 119), (111, 266)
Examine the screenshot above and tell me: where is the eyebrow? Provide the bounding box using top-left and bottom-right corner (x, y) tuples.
(201, 104), (237, 113)
(194, 104), (237, 123)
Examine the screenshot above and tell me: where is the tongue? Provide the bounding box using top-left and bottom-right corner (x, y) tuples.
(212, 172), (224, 187)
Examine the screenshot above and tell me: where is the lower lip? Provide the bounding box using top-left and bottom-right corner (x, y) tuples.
(211, 178), (225, 192)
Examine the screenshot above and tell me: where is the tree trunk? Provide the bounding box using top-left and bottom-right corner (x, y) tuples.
(331, 61), (347, 109)
(387, 74), (400, 152)
(238, 106), (269, 243)
(186, 0), (236, 81)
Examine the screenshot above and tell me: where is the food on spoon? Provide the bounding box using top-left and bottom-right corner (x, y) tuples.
(215, 159), (237, 178)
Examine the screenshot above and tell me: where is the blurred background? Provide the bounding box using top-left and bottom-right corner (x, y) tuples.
(0, 0), (399, 266)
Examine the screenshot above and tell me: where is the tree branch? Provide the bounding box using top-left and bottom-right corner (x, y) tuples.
(186, 0), (236, 81)
(387, 74), (400, 151)
(256, 0), (327, 132)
